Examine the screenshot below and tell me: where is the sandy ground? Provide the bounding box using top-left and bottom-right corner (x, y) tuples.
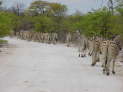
(0, 37), (123, 92)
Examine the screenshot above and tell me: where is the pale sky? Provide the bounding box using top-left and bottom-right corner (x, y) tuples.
(3, 0), (108, 14)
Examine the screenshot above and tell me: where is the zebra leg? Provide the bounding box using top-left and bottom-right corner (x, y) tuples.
(81, 51), (86, 57)
(80, 49), (86, 58)
(88, 49), (93, 56)
(78, 47), (82, 57)
(78, 52), (81, 57)
(88, 52), (92, 56)
(102, 56), (106, 74)
(102, 61), (105, 67)
(106, 59), (111, 76)
(67, 42), (70, 47)
(81, 54), (85, 57)
(83, 50), (87, 57)
(81, 51), (84, 57)
(96, 52), (100, 62)
(112, 60), (116, 74)
(103, 66), (106, 74)
(91, 52), (97, 66)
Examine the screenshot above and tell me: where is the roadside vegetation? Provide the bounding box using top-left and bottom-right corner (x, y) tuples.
(0, 39), (8, 44)
(0, 0), (123, 39)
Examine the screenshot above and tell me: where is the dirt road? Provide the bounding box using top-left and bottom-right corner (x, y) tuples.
(0, 37), (123, 92)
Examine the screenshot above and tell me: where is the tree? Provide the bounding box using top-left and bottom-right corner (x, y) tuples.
(49, 3), (67, 17)
(61, 12), (84, 33)
(79, 8), (113, 38)
(112, 0), (123, 36)
(25, 0), (50, 16)
(0, 11), (16, 37)
(25, 0), (67, 16)
(33, 16), (55, 33)
(0, 0), (3, 10)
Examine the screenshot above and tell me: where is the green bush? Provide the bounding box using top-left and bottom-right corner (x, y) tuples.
(0, 40), (8, 44)
(0, 11), (16, 37)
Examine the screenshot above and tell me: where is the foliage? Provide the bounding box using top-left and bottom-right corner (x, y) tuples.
(25, 0), (67, 17)
(80, 8), (112, 38)
(1, 0), (123, 39)
(0, 11), (16, 37)
(0, 39), (8, 44)
(32, 15), (55, 33)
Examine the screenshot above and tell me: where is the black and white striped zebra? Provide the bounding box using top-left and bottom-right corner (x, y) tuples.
(90, 37), (101, 66)
(100, 39), (122, 75)
(66, 32), (72, 47)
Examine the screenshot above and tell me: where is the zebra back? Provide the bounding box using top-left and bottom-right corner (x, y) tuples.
(108, 40), (120, 58)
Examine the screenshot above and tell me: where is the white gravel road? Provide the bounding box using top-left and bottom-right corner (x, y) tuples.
(0, 37), (123, 92)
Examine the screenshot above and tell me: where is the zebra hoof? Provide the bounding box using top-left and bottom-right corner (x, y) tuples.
(81, 55), (86, 58)
(112, 71), (115, 75)
(91, 64), (95, 66)
(102, 64), (104, 67)
(88, 53), (91, 56)
(106, 72), (110, 76)
(81, 55), (84, 58)
(103, 69), (105, 74)
(88, 53), (92, 56)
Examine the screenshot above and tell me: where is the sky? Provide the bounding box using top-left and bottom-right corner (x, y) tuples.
(3, 0), (108, 14)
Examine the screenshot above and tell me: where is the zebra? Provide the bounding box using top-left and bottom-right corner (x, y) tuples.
(43, 33), (49, 43)
(20, 31), (25, 39)
(66, 32), (72, 47)
(51, 33), (58, 44)
(36, 32), (42, 42)
(39, 32), (44, 42)
(16, 32), (20, 39)
(88, 37), (102, 66)
(88, 38), (94, 56)
(77, 35), (89, 57)
(100, 39), (122, 75)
